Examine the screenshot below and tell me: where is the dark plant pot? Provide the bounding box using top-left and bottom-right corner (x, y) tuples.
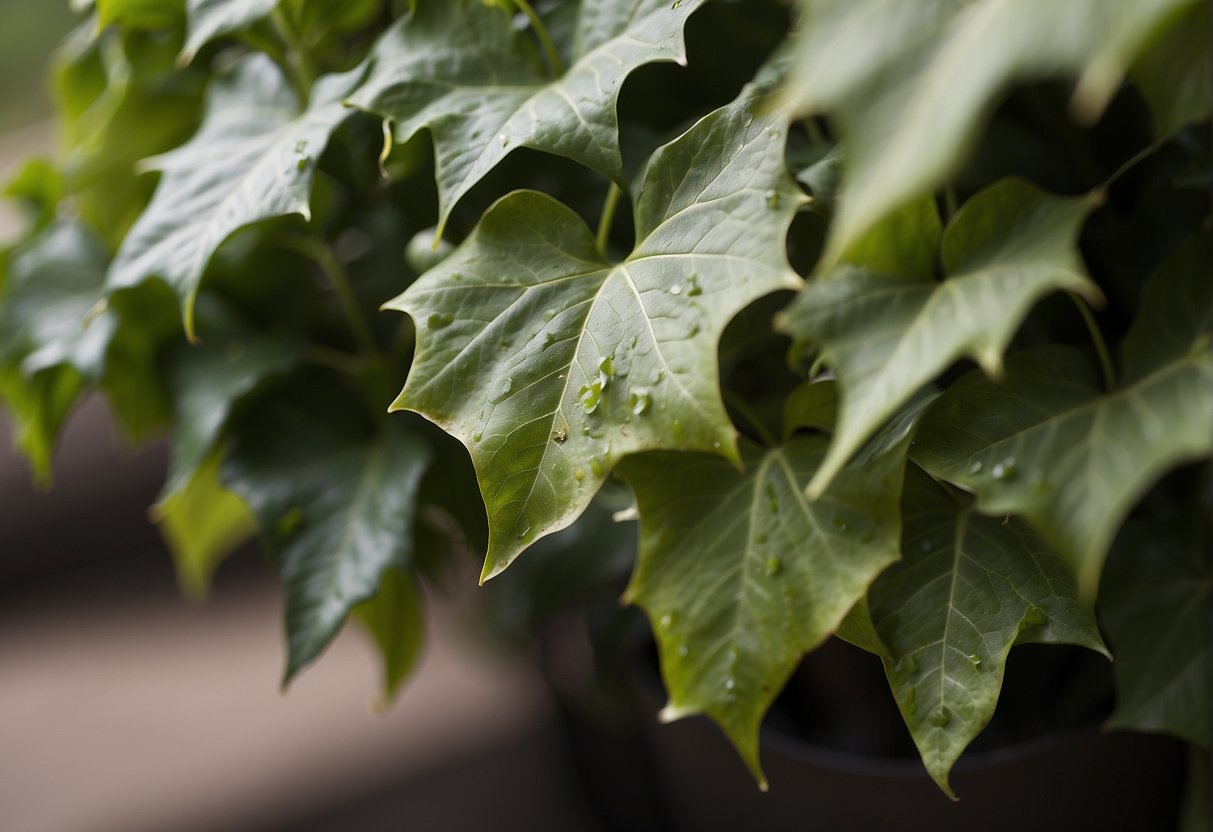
(544, 616), (1188, 832)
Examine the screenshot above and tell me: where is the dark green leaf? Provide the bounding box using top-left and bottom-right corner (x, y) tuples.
(869, 467), (1108, 796)
(1131, 1), (1212, 138)
(780, 178), (1099, 498)
(348, 0), (707, 235)
(1102, 503), (1211, 748)
(222, 379), (433, 680)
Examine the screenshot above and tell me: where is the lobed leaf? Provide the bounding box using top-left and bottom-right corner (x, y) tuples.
(181, 0), (278, 61)
(912, 235), (1212, 597)
(222, 379), (432, 681)
(107, 53), (364, 337)
(385, 90), (805, 580)
(780, 178), (1100, 498)
(347, 0), (706, 237)
(621, 432), (908, 787)
(868, 467), (1108, 796)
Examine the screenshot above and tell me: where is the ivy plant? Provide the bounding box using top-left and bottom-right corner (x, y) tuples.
(2, 0), (1209, 801)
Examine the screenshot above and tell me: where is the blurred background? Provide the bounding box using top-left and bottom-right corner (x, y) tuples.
(0, 5), (602, 830)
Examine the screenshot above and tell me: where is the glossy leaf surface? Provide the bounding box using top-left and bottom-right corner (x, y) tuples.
(387, 91), (804, 579)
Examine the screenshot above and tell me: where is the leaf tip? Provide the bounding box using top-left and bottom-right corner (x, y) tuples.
(657, 702), (693, 724)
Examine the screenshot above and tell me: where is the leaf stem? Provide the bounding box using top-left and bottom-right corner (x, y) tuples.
(596, 182), (623, 258)
(1101, 141), (1162, 192)
(724, 389), (777, 448)
(1069, 292), (1115, 390)
(512, 0), (565, 77)
(283, 235), (380, 357)
(271, 6), (315, 103)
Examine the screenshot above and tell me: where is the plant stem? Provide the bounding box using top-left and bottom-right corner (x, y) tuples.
(283, 235), (380, 357)
(724, 389), (777, 448)
(596, 182), (622, 258)
(1101, 141), (1162, 191)
(1069, 292), (1115, 390)
(271, 6), (315, 103)
(513, 0), (564, 77)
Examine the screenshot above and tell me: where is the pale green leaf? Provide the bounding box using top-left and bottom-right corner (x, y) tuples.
(780, 178), (1100, 498)
(222, 379), (433, 681)
(386, 91), (804, 580)
(354, 568), (427, 709)
(107, 54), (364, 336)
(181, 0), (279, 62)
(620, 432), (908, 786)
(155, 451), (256, 599)
(1102, 504), (1211, 748)
(1131, 1), (1212, 138)
(782, 0), (1200, 266)
(870, 467), (1108, 796)
(97, 0), (184, 29)
(0, 223), (114, 482)
(913, 235), (1212, 597)
(348, 0), (706, 236)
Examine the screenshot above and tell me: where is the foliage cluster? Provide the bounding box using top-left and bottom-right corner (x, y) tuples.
(2, 0), (1209, 796)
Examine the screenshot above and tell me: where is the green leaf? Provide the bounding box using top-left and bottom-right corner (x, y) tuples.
(97, 0), (184, 29)
(158, 303), (300, 502)
(0, 223), (113, 482)
(913, 235), (1212, 597)
(1102, 503), (1211, 748)
(348, 0), (706, 236)
(107, 54), (364, 337)
(620, 430), (909, 787)
(780, 178), (1100, 498)
(1131, 0), (1212, 138)
(353, 567), (427, 709)
(222, 378), (432, 681)
(155, 451), (256, 599)
(385, 91), (804, 580)
(869, 467), (1108, 796)
(781, 0), (1201, 266)
(181, 0), (279, 62)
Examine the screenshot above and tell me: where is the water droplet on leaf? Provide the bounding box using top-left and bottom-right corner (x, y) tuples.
(992, 458), (1018, 481)
(427, 312), (454, 330)
(489, 376), (513, 404)
(929, 707), (951, 728)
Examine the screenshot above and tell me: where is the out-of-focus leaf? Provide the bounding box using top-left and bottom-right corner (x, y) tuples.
(781, 0), (1200, 267)
(181, 0), (278, 61)
(222, 377), (432, 681)
(1102, 503), (1211, 748)
(353, 567), (426, 708)
(1131, 1), (1212, 138)
(97, 0), (185, 30)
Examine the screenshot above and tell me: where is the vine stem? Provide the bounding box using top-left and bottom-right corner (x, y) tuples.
(1069, 292), (1115, 391)
(282, 236), (380, 357)
(596, 182), (622, 257)
(723, 389), (777, 448)
(271, 6), (315, 103)
(512, 0), (564, 77)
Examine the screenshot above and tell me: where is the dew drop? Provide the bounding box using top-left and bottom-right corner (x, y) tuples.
(472, 430), (483, 443)
(967, 654), (983, 670)
(598, 354), (616, 378)
(518, 525), (532, 541)
(489, 376), (513, 403)
(660, 613), (674, 630)
(499, 133), (509, 146)
(765, 557), (782, 576)
(573, 468), (585, 482)
(896, 655), (919, 676)
(578, 380), (603, 413)
(765, 189), (781, 209)
(543, 308), (556, 321)
(295, 155), (310, 171)
(724, 677), (736, 691)
(650, 369), (665, 385)
(929, 707), (951, 728)
(1024, 606), (1048, 626)
(677, 645), (689, 657)
(427, 312), (454, 330)
(968, 459), (983, 475)
(590, 457), (604, 477)
(629, 386), (651, 415)
(992, 458), (1019, 481)
(669, 284), (683, 296)
(541, 332), (556, 351)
